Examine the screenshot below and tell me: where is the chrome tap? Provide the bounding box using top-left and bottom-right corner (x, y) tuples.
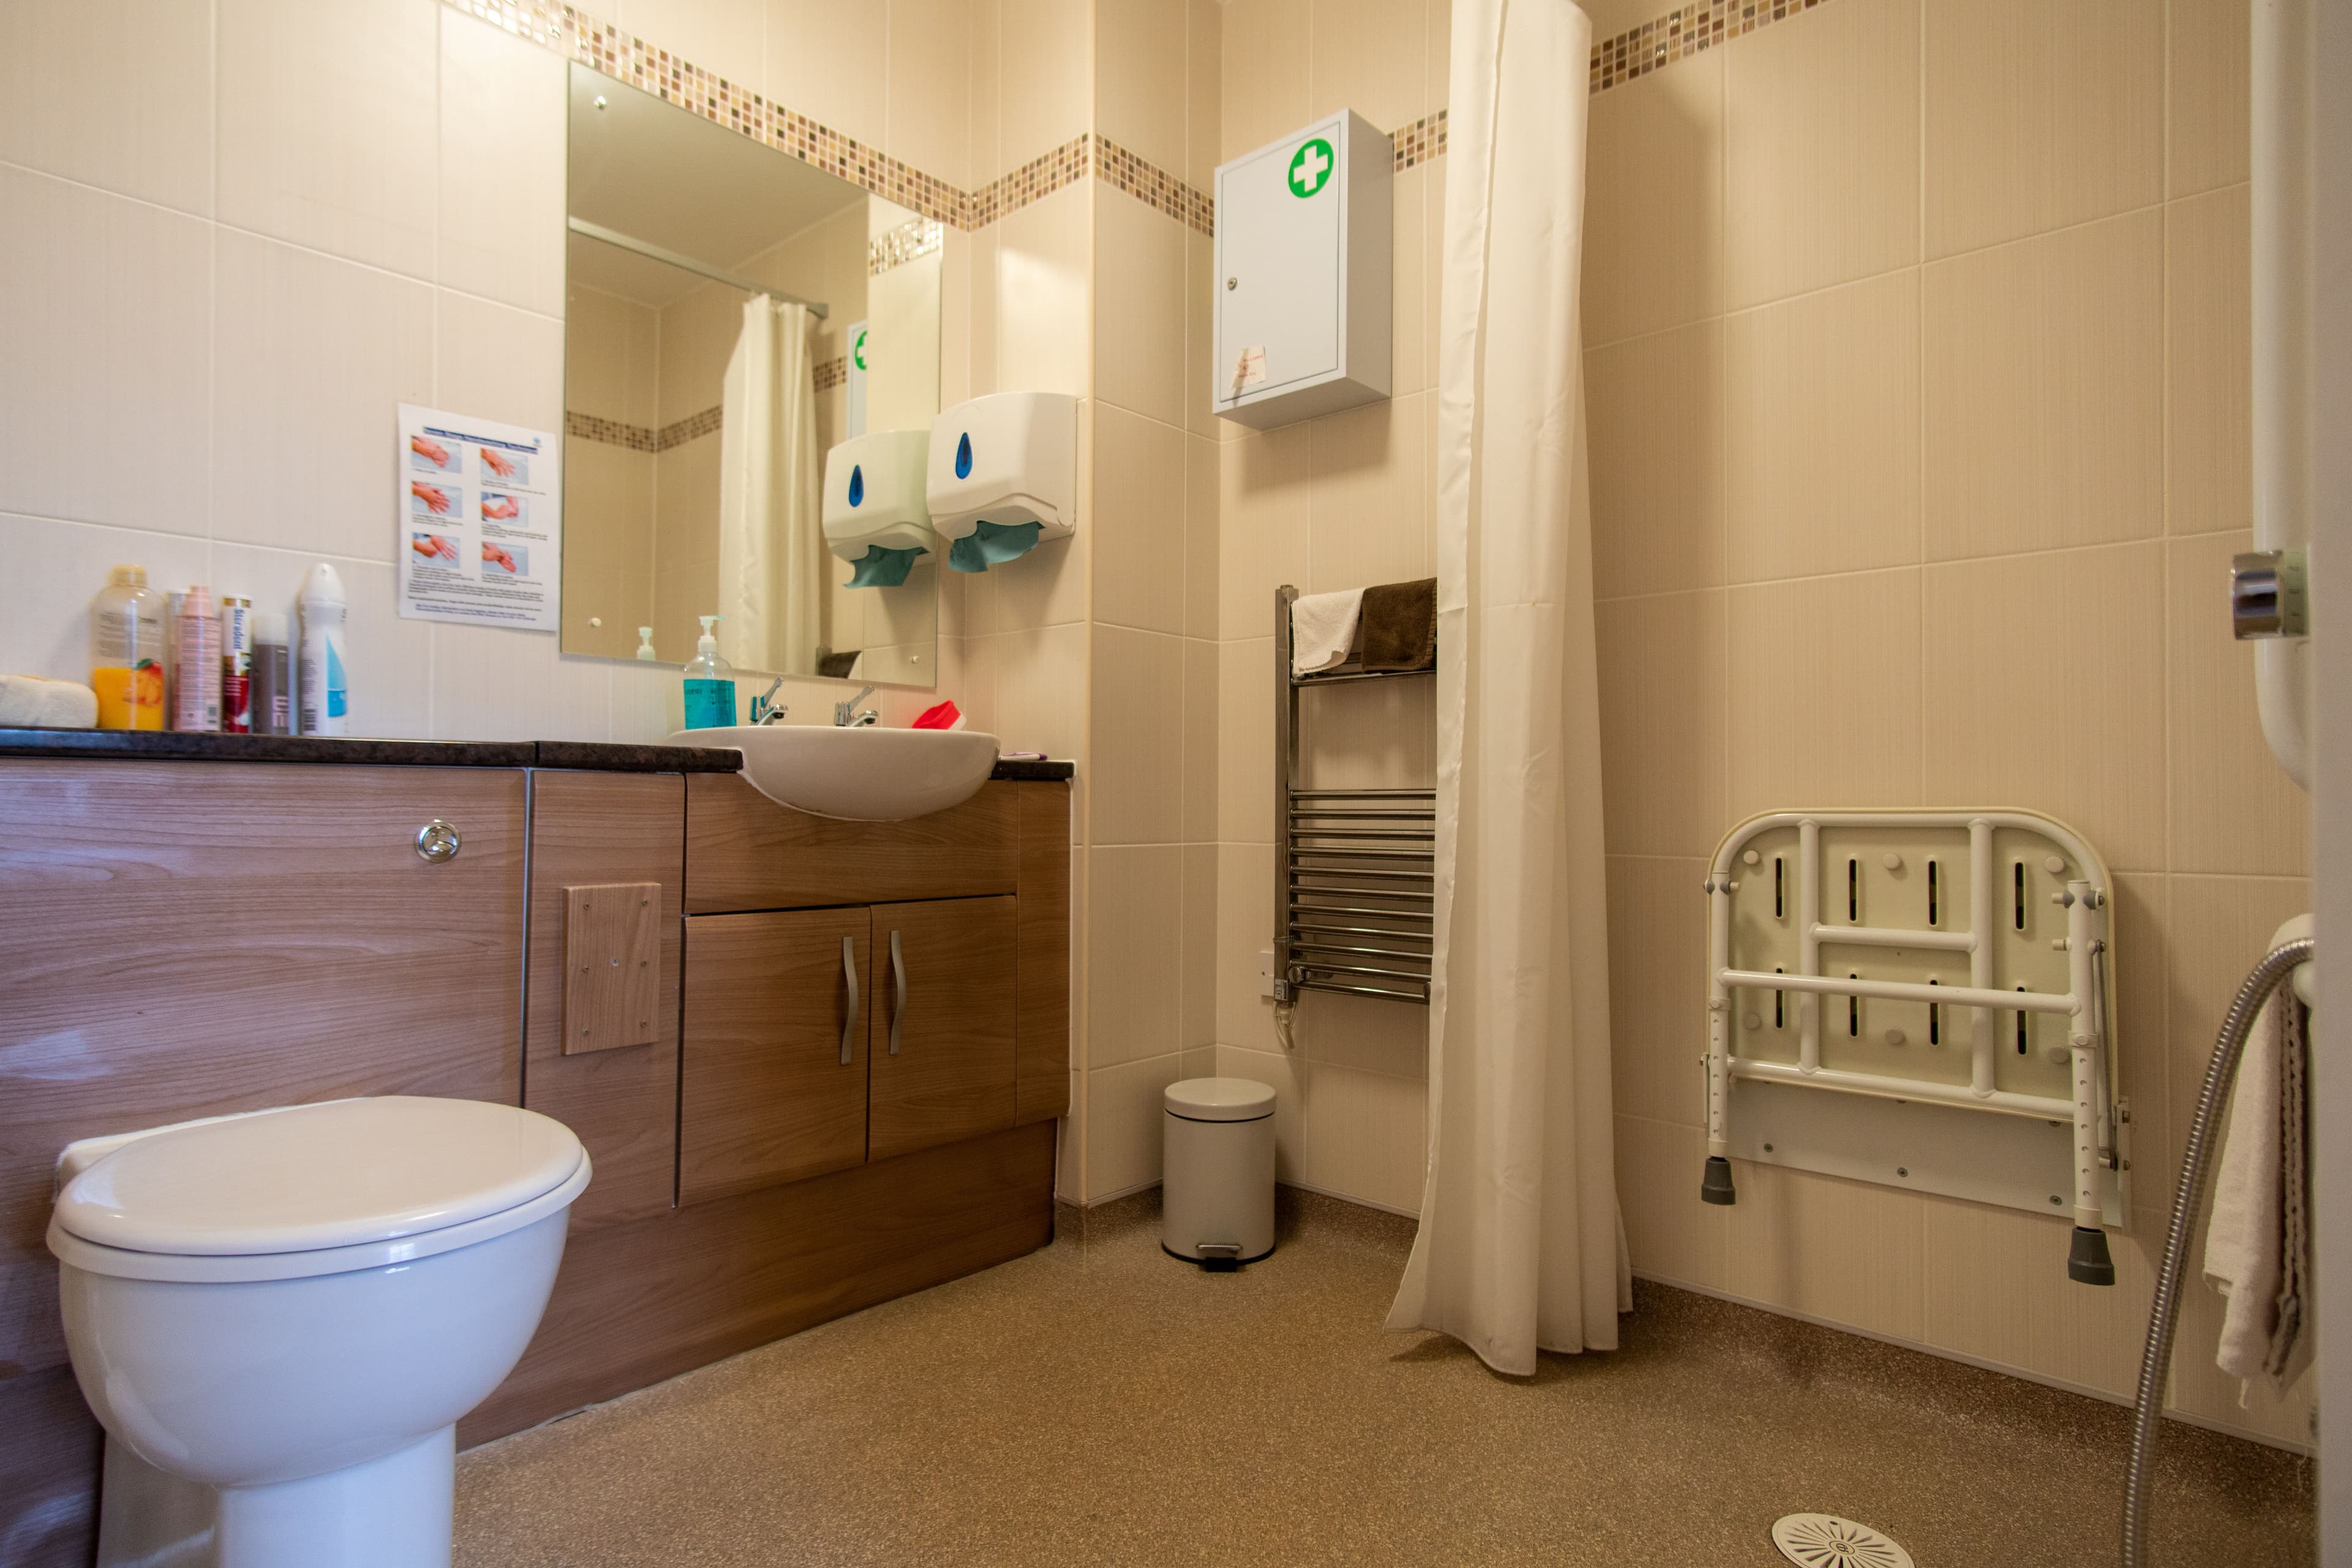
(751, 676), (788, 725)
(834, 685), (879, 727)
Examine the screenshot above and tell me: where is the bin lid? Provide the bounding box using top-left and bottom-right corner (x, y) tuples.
(1164, 1077), (1276, 1122)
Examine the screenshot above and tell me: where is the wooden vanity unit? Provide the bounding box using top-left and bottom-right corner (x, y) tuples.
(0, 733), (1071, 1568)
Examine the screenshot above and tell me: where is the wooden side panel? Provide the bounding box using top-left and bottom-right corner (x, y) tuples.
(464, 1118), (1055, 1446)
(1015, 782), (1072, 1123)
(562, 882), (662, 1054)
(867, 897), (1019, 1162)
(680, 909), (872, 1204)
(684, 774), (1019, 913)
(524, 772), (684, 1232)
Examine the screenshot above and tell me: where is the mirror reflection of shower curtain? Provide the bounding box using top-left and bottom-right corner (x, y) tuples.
(717, 296), (823, 674)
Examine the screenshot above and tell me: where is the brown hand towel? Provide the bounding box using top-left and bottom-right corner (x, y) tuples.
(1359, 577), (1436, 671)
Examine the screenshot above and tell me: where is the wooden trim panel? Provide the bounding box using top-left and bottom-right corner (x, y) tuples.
(1016, 782), (1072, 1123)
(684, 774), (1019, 913)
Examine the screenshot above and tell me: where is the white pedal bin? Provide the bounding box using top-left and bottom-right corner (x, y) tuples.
(1161, 1078), (1276, 1267)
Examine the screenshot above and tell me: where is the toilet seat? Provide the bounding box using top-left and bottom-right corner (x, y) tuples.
(48, 1097), (590, 1285)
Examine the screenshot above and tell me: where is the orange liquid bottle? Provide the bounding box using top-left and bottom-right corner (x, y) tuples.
(90, 564), (164, 731)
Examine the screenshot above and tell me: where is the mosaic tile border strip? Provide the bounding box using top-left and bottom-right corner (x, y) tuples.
(1095, 135), (1216, 235)
(813, 356), (849, 393)
(1392, 111), (1448, 171)
(966, 135), (1097, 230)
(870, 217), (945, 275)
(565, 406), (725, 453)
(1589, 0), (1832, 91)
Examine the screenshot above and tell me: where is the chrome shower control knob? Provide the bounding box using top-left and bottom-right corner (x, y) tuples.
(415, 820), (462, 863)
(2230, 548), (2307, 638)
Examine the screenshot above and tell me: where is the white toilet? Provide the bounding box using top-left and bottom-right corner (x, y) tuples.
(47, 1096), (593, 1568)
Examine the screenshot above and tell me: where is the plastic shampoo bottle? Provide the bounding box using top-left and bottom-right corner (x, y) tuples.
(299, 563), (348, 736)
(681, 616), (735, 729)
(89, 565), (165, 730)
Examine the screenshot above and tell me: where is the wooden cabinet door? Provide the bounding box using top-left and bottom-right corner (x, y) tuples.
(680, 908), (871, 1204)
(867, 897), (1018, 1163)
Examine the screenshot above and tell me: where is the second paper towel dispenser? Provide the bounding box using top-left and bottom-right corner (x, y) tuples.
(924, 392), (1079, 573)
(823, 429), (937, 587)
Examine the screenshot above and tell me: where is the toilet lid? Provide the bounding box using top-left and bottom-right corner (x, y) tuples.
(1164, 1077), (1276, 1122)
(52, 1097), (586, 1259)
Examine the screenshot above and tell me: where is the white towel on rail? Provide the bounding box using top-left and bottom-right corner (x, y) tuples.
(1289, 589), (1363, 676)
(2203, 981), (2309, 1399)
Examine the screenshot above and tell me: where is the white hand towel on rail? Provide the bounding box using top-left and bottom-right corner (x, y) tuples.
(2203, 937), (2310, 1401)
(1290, 589), (1363, 676)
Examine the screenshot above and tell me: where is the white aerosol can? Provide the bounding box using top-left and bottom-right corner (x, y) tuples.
(298, 563), (349, 736)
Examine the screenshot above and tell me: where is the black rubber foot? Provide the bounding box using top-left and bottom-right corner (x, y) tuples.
(2068, 1225), (2116, 1286)
(1700, 1155), (1737, 1207)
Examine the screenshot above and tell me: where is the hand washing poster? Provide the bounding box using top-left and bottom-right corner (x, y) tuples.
(397, 404), (561, 630)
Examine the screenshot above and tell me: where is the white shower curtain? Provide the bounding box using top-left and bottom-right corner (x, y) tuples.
(717, 296), (823, 675)
(1384, 0), (1628, 1374)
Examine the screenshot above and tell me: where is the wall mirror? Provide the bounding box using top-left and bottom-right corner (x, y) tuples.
(563, 64), (943, 687)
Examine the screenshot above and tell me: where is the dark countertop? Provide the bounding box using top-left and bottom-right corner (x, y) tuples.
(0, 728), (1075, 781)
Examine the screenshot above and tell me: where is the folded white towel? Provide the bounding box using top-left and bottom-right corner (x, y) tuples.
(0, 675), (99, 729)
(1289, 589), (1363, 676)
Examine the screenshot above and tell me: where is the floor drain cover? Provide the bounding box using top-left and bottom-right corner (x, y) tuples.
(1770, 1513), (1913, 1568)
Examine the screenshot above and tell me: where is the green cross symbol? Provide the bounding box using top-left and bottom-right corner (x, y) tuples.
(1287, 137), (1334, 198)
(853, 328), (868, 371)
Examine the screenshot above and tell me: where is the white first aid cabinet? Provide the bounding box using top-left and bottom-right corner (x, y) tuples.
(1212, 110), (1392, 429)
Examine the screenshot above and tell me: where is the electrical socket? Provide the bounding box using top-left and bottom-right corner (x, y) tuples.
(1257, 949), (1275, 998)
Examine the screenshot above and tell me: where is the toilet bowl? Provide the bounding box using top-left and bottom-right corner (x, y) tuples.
(47, 1096), (593, 1568)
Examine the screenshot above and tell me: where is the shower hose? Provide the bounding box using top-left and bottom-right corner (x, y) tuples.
(2120, 935), (2315, 1568)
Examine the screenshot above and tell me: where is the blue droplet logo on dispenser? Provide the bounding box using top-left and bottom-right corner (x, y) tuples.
(847, 464), (865, 507)
(955, 432), (973, 480)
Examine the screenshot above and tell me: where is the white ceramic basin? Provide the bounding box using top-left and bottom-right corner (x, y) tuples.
(679, 725), (1003, 821)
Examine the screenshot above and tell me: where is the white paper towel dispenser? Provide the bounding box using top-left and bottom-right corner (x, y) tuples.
(823, 429), (936, 588)
(924, 392), (1078, 573)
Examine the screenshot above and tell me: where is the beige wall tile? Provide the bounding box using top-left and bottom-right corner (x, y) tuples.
(2109, 872), (2173, 1217)
(1307, 395), (1436, 593)
(1596, 590), (1726, 859)
(1921, 545), (2167, 872)
(992, 619), (1089, 759)
(2166, 183), (2252, 537)
(1724, 0), (1920, 309)
(1727, 268), (1921, 582)
(1272, 1054), (1427, 1213)
(1307, 0), (1431, 134)
(1921, 1197), (2155, 1399)
(632, 0), (766, 99)
(0, 514), (200, 682)
(1291, 987), (1427, 1081)
(1222, 0), (1311, 162)
(440, 17), (566, 317)
(1217, 636), (1275, 844)
(1587, 318), (1725, 600)
(1583, 50), (1724, 347)
(1725, 568), (1924, 821)
(1219, 425), (1312, 637)
(434, 622), (613, 744)
(1424, 0), (1450, 113)
(1085, 1050), (1185, 1197)
(1185, 228), (1218, 439)
(1728, 1161), (1926, 1340)
(1292, 668), (1437, 793)
(1000, 0), (1093, 170)
(1922, 0), (2162, 258)
(217, 0), (439, 279)
(1215, 844), (1278, 1045)
(968, 0), (1004, 185)
(1217, 1043), (1306, 1183)
(1187, 0), (1223, 191)
(1186, 434), (1220, 639)
(998, 181), (1091, 400)
(1577, 0), (1654, 38)
(1616, 1115), (1728, 1289)
(1091, 402), (1188, 635)
(2169, 532), (2309, 877)
(2168, 0), (2251, 198)
(763, 0), (883, 148)
(1096, 0), (1187, 176)
(886, 0), (974, 189)
(1923, 209), (2163, 562)
(564, 285), (660, 426)
(1093, 187), (1188, 428)
(0, 0), (213, 216)
(1389, 163), (1431, 397)
(1607, 855), (1711, 1128)
(563, 440), (658, 658)
(1182, 636), (1219, 842)
(438, 292), (563, 439)
(1088, 845), (1185, 1068)
(1091, 624), (1186, 843)
(1182, 843), (1218, 1050)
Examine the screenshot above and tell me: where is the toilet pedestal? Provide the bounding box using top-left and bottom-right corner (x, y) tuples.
(102, 1428), (456, 1568)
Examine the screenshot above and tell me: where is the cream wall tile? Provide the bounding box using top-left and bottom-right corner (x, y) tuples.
(2166, 183), (2252, 537)
(1217, 637), (1274, 844)
(1921, 545), (2166, 872)
(1727, 269), (1920, 583)
(1085, 1051), (1185, 1197)
(437, 293), (564, 434)
(1293, 988), (1427, 1081)
(993, 518), (1091, 632)
(1306, 395), (1434, 593)
(1923, 210), (2163, 562)
(764, 2), (883, 146)
(217, 0), (439, 279)
(213, 230), (435, 563)
(1287, 1058), (1427, 1212)
(1388, 163), (1430, 398)
(1096, 0), (1188, 176)
(564, 287), (658, 424)
(0, 168), (211, 538)
(1728, 1161), (1926, 1340)
(611, 656), (687, 741)
(1218, 425), (1311, 638)
(1596, 591), (1725, 859)
(1093, 187), (1188, 428)
(886, 0), (973, 189)
(1000, 0), (1092, 170)
(1616, 1115), (1728, 1289)
(998, 182), (1091, 401)
(2168, 0), (2251, 198)
(439, 13), (567, 317)
(1091, 403), (1188, 635)
(2169, 532), (2309, 877)
(434, 623), (611, 742)
(1307, 0), (1430, 133)
(1292, 668), (1436, 793)
(0, 0), (212, 215)
(1577, 0), (1654, 39)
(1922, 0), (2162, 258)
(1091, 625), (1185, 843)
(1185, 435), (1219, 639)
(1582, 51), (1724, 348)
(968, 0), (1003, 185)
(1186, 0), (1223, 192)
(1182, 843), (1218, 1049)
(1185, 228), (1218, 438)
(1088, 845), (1185, 1067)
(1424, 0), (1449, 113)
(1606, 855), (1710, 1128)
(215, 543), (437, 738)
(938, 226), (973, 409)
(1725, 568), (1923, 821)
(1421, 156), (1446, 383)
(1921, 1198), (2155, 1399)
(0, 513), (211, 687)
(631, 0), (766, 92)
(965, 222), (1000, 398)
(1222, 0), (1312, 162)
(1218, 1043), (1306, 1183)
(563, 441), (656, 659)
(1586, 317), (1724, 600)
(2108, 872), (2173, 1215)
(1724, 0), (1920, 309)
(1182, 637), (1218, 842)
(992, 619), (1089, 758)
(1215, 842), (1278, 1047)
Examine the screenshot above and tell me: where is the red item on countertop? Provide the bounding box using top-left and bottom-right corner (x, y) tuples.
(913, 699), (963, 729)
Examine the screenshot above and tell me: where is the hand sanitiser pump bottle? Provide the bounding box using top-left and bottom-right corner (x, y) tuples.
(681, 615), (735, 728)
(299, 564), (348, 736)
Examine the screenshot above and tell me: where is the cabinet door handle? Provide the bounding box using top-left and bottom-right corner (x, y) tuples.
(888, 929), (907, 1056)
(840, 935), (859, 1066)
(415, 820), (461, 862)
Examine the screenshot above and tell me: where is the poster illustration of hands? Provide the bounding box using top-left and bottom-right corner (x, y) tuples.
(398, 404), (562, 630)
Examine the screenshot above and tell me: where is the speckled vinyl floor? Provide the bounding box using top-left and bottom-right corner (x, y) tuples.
(454, 1189), (2312, 1567)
